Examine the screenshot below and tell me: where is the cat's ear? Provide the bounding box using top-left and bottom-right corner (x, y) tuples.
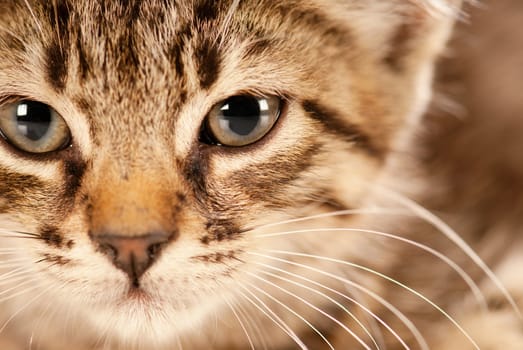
(387, 0), (464, 69)
(344, 0), (463, 72)
(334, 0), (464, 128)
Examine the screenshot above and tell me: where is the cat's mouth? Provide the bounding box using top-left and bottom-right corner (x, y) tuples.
(126, 286), (150, 301)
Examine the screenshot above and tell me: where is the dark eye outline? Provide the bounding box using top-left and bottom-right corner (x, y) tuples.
(0, 98), (72, 156)
(199, 95), (284, 148)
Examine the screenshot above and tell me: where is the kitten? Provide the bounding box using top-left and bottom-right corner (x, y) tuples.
(0, 0), (522, 349)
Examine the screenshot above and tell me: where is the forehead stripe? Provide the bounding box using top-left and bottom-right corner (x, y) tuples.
(45, 1), (71, 92)
(302, 99), (384, 158)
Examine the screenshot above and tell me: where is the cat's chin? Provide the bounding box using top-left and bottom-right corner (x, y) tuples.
(73, 283), (226, 348)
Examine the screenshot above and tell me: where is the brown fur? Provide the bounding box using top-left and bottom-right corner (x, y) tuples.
(1, 0), (522, 349)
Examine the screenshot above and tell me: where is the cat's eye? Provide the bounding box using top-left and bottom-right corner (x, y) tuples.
(0, 100), (71, 154)
(201, 95), (282, 147)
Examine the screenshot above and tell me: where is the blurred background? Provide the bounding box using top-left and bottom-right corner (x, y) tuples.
(421, 0), (523, 257)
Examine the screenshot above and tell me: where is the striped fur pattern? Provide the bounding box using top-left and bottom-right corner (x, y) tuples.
(1, 0), (522, 349)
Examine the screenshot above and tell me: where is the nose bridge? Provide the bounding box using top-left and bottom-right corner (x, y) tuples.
(89, 165), (175, 237)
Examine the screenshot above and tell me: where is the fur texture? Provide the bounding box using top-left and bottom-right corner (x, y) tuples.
(0, 0), (522, 349)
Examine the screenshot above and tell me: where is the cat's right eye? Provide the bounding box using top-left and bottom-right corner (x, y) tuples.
(200, 95), (282, 147)
(0, 100), (71, 154)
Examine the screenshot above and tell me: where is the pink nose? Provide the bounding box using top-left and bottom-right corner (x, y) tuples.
(91, 232), (170, 287)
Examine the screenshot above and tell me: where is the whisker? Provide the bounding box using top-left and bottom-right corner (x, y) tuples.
(255, 227), (486, 309)
(248, 252), (430, 350)
(341, 284), (386, 350)
(0, 266), (34, 282)
(224, 297), (256, 350)
(51, 0), (64, 53)
(210, 306), (219, 346)
(29, 332), (35, 350)
(242, 278), (336, 349)
(175, 333), (184, 350)
(21, 0), (45, 39)
(0, 257), (31, 266)
(236, 299), (269, 350)
(61, 299), (76, 350)
(11, 230), (40, 238)
(0, 277), (40, 300)
(246, 208), (410, 232)
(374, 184), (523, 319)
(0, 227), (40, 237)
(0, 283), (42, 307)
(0, 271), (35, 287)
(217, 0), (241, 48)
(0, 235), (41, 240)
(92, 311), (115, 350)
(30, 292), (57, 349)
(0, 281), (58, 334)
(252, 261), (408, 350)
(0, 247), (28, 252)
(0, 265), (31, 273)
(0, 252), (24, 256)
(253, 267), (382, 350)
(236, 283), (308, 350)
(257, 250), (480, 350)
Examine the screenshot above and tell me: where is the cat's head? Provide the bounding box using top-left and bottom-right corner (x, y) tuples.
(0, 0), (460, 346)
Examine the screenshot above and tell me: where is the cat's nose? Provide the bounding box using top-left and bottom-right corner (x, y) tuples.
(91, 232), (170, 286)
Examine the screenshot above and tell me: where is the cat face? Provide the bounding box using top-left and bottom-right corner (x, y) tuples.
(0, 0), (459, 347)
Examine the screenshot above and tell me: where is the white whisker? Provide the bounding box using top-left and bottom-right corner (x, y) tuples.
(175, 333), (184, 350)
(0, 252), (23, 256)
(224, 297), (256, 350)
(22, 0), (45, 39)
(236, 282), (308, 350)
(245, 271), (367, 350)
(253, 267), (382, 350)
(0, 281), (58, 334)
(253, 261), (408, 350)
(217, 0), (240, 48)
(255, 227), (486, 309)
(340, 282), (387, 350)
(0, 271), (35, 288)
(252, 208), (410, 231)
(257, 250), (480, 350)
(0, 266), (35, 282)
(0, 276), (40, 301)
(30, 292), (57, 349)
(92, 322), (109, 350)
(236, 300), (269, 350)
(0, 247), (28, 253)
(243, 277), (336, 349)
(0, 285), (42, 309)
(0, 257), (31, 266)
(51, 0), (64, 53)
(375, 185), (522, 319)
(249, 252), (430, 350)
(60, 296), (75, 350)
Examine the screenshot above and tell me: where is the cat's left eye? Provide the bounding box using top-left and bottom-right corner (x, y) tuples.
(200, 95), (282, 147)
(0, 100), (71, 154)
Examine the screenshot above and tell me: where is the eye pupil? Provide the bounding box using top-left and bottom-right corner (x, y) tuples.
(0, 100), (71, 154)
(15, 101), (53, 141)
(220, 96), (261, 136)
(202, 94), (281, 147)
